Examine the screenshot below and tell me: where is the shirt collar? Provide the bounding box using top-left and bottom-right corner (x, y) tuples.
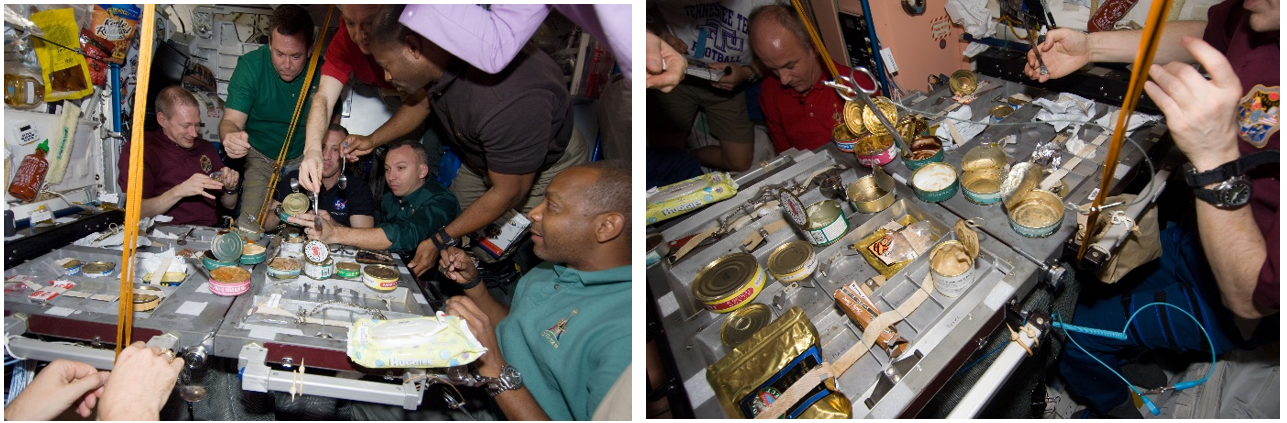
(430, 58), (465, 97)
(393, 183), (430, 205)
(551, 263), (631, 286)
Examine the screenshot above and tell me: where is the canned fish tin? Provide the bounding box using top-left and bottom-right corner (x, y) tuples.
(266, 257), (302, 279)
(903, 136), (944, 171)
(854, 134), (899, 168)
(363, 264), (399, 291)
(1009, 190), (1064, 238)
(911, 162), (960, 203)
(989, 105), (1014, 122)
(58, 258), (82, 275)
(281, 192), (311, 218)
(719, 303), (772, 348)
(336, 262), (361, 279)
(768, 241), (817, 284)
(209, 266), (251, 296)
(282, 235), (305, 256)
(832, 124), (861, 153)
(846, 167), (896, 214)
(930, 241), (976, 297)
(304, 257), (334, 280)
(82, 261), (116, 277)
(948, 70), (978, 97)
(134, 285), (164, 311)
(692, 252), (766, 314)
(961, 168), (1004, 205)
(843, 100), (866, 136)
(803, 200), (848, 246)
(240, 243), (267, 265)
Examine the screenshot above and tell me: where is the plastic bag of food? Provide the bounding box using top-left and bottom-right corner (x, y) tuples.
(29, 8), (94, 100)
(347, 312), (487, 368)
(88, 4), (140, 65)
(646, 172), (738, 225)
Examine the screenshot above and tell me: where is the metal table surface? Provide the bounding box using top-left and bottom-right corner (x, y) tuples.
(648, 77), (1166, 418)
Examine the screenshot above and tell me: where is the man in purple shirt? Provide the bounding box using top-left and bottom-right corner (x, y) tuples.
(119, 86), (240, 226)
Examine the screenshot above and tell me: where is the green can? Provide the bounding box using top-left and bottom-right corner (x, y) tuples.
(336, 262), (361, 279)
(912, 162), (959, 203)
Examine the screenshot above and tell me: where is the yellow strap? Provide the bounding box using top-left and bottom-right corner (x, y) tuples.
(255, 5), (334, 224)
(117, 5), (158, 356)
(1078, 0), (1172, 261)
(790, 0), (838, 79)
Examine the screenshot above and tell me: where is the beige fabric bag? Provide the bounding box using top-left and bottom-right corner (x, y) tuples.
(1075, 194), (1162, 284)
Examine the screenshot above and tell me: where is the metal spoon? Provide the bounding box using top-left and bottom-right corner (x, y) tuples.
(338, 155), (348, 190)
(176, 227), (196, 246)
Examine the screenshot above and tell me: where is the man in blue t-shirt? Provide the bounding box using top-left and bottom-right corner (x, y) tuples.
(439, 160), (631, 420)
(263, 124), (375, 230)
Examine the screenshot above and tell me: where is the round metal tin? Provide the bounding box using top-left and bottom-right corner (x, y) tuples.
(854, 134), (899, 168)
(240, 243), (267, 265)
(266, 257), (302, 279)
(211, 232), (245, 263)
(949, 70), (979, 97)
(336, 262), (361, 279)
(803, 200), (848, 246)
(304, 257), (334, 280)
(1001, 162), (1043, 211)
(768, 241), (817, 284)
(930, 240), (976, 297)
(60, 258), (82, 276)
(304, 240), (329, 263)
(843, 100), (866, 136)
(912, 162), (959, 203)
(961, 169), (1004, 205)
(82, 261), (116, 277)
(990, 105), (1014, 122)
(903, 136), (944, 171)
(961, 143), (1008, 172)
(209, 266), (251, 296)
(862, 97), (899, 137)
(363, 265), (399, 291)
(719, 303), (772, 348)
(780, 190), (808, 227)
(1009, 190), (1064, 238)
(282, 236), (305, 256)
(692, 252), (766, 314)
(832, 124), (861, 153)
(846, 167), (896, 214)
(202, 250), (237, 271)
(278, 207), (301, 227)
(897, 115), (929, 141)
(281, 192), (311, 216)
(134, 285), (164, 311)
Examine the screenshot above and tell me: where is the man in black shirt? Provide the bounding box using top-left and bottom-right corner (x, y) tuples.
(263, 124), (376, 230)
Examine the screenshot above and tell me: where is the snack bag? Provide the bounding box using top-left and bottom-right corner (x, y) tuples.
(29, 8), (94, 100)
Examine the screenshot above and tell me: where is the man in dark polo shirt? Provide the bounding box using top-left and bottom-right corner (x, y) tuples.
(262, 123), (376, 231)
(362, 4), (588, 277)
(119, 86), (241, 226)
(289, 139), (458, 257)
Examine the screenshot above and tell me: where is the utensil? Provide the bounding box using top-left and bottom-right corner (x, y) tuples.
(176, 227), (196, 246)
(338, 156), (348, 190)
(313, 193), (322, 230)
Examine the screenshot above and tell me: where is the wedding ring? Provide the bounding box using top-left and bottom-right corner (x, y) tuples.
(162, 349), (177, 361)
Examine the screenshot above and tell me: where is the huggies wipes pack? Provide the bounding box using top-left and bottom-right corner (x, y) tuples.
(347, 312), (487, 368)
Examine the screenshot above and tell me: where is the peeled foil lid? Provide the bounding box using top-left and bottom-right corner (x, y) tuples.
(949, 70), (979, 97)
(843, 101), (866, 136)
(862, 97), (899, 137)
(955, 219), (980, 259)
(1001, 162), (1042, 211)
(282, 192), (311, 215)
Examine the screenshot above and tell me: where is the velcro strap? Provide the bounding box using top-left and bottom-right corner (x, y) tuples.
(835, 273), (935, 373)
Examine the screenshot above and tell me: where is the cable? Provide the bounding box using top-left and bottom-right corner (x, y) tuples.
(1053, 302), (1216, 416)
(954, 343), (1007, 377)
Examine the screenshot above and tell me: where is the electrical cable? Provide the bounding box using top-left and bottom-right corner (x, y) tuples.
(954, 343), (1007, 377)
(1053, 302), (1216, 416)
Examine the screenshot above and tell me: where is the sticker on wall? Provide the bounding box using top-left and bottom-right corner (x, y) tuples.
(931, 15), (952, 49)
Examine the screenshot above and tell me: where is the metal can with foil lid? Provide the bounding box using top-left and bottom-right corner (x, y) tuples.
(847, 167), (896, 214)
(961, 168), (1004, 205)
(281, 192), (311, 221)
(59, 258), (82, 275)
(831, 123), (861, 153)
(82, 261), (116, 277)
(768, 241), (817, 284)
(719, 303), (772, 348)
(335, 262), (361, 279)
(930, 241), (976, 297)
(134, 285), (164, 311)
(948, 69), (978, 97)
(266, 257), (302, 279)
(843, 100), (866, 135)
(912, 162), (960, 203)
(692, 252), (765, 314)
(304, 257), (334, 280)
(803, 200), (848, 246)
(854, 134), (898, 167)
(362, 264), (399, 291)
(281, 235), (305, 256)
(862, 97), (899, 136)
(1009, 190), (1065, 238)
(208, 266), (251, 296)
(903, 135), (944, 171)
(990, 104), (1014, 122)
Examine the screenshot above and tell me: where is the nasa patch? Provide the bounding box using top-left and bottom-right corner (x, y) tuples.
(333, 198), (346, 211)
(1238, 84), (1280, 149)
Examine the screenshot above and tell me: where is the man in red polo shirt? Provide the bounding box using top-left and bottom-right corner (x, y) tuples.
(749, 4), (850, 153)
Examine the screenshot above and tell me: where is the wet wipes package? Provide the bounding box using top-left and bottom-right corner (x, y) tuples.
(347, 312), (487, 368)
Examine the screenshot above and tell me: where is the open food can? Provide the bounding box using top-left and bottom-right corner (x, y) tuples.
(931, 220), (981, 297)
(903, 135), (944, 171)
(911, 162), (959, 203)
(854, 134), (899, 168)
(209, 266), (251, 296)
(803, 200), (848, 246)
(832, 123), (862, 153)
(768, 240), (817, 284)
(1008, 190), (1065, 238)
(846, 166), (896, 213)
(692, 252), (766, 314)
(961, 168), (1005, 205)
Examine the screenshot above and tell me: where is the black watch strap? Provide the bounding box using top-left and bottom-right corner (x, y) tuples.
(458, 273), (482, 290)
(1184, 150), (1279, 187)
(1193, 186), (1222, 206)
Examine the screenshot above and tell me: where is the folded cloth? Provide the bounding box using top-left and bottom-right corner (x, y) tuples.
(945, 0), (996, 38)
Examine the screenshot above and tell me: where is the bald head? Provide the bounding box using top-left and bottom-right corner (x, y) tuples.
(749, 5), (824, 94)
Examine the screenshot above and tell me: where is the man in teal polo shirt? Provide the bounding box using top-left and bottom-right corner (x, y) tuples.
(219, 4), (322, 221)
(440, 160), (631, 420)
(289, 139), (458, 257)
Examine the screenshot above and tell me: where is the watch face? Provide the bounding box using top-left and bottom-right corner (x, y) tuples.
(502, 365), (522, 386)
(1222, 180), (1252, 206)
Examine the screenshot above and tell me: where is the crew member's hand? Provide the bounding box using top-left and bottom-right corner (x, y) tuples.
(342, 134), (378, 161)
(97, 342), (184, 421)
(2, 359), (109, 420)
(647, 31), (687, 93)
(291, 210), (339, 243)
(299, 150), (324, 194)
(659, 31), (688, 55)
(175, 173), (226, 200)
(444, 296), (503, 377)
(1025, 28), (1091, 83)
(438, 246), (478, 285)
(709, 62), (751, 90)
(406, 238), (441, 278)
(1143, 36), (1244, 172)
(222, 130), (251, 159)
(216, 167), (240, 191)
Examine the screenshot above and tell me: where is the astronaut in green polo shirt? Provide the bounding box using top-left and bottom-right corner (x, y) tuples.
(288, 139), (458, 257)
(438, 160), (631, 420)
(218, 4), (323, 222)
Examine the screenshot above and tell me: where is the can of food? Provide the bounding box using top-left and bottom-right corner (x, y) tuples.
(846, 167), (896, 214)
(281, 235), (305, 256)
(362, 264), (400, 291)
(911, 162), (959, 203)
(949, 70), (978, 97)
(1008, 190), (1064, 238)
(335, 262), (361, 279)
(803, 200), (848, 246)
(281, 192), (311, 222)
(719, 302), (772, 348)
(266, 257), (302, 279)
(768, 241), (817, 284)
(209, 266), (251, 296)
(961, 168), (1004, 205)
(961, 143), (1008, 173)
(854, 134), (898, 168)
(897, 115), (928, 141)
(989, 105), (1014, 122)
(930, 240), (976, 297)
(58, 258), (82, 276)
(240, 243), (267, 265)
(304, 257), (334, 280)
(832, 124), (861, 153)
(202, 250), (237, 271)
(903, 136), (944, 171)
(843, 100), (866, 136)
(692, 252), (766, 314)
(134, 285), (164, 311)
(862, 97), (899, 137)
(210, 232), (245, 263)
(82, 261), (116, 277)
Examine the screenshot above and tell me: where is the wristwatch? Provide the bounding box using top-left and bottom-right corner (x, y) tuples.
(744, 65), (761, 84)
(1193, 175), (1253, 209)
(431, 228), (459, 250)
(487, 365), (523, 396)
(1182, 151), (1277, 209)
